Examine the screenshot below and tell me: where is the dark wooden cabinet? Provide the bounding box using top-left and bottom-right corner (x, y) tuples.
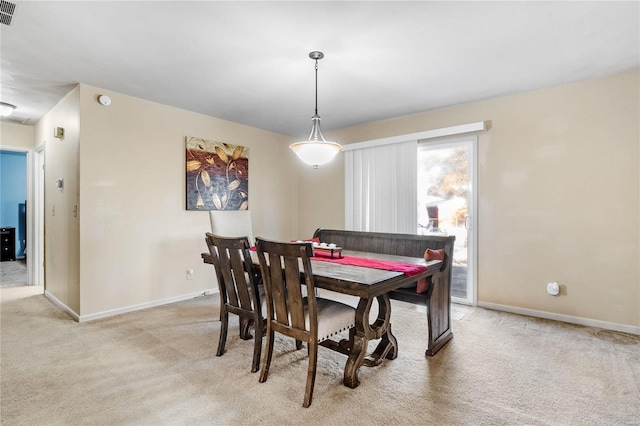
(1, 227), (16, 261)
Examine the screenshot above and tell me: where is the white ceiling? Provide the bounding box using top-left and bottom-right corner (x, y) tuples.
(1, 1), (638, 137)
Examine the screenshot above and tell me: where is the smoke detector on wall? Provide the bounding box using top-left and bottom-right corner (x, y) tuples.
(98, 95), (111, 106)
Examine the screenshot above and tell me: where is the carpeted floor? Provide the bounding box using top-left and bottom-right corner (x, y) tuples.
(1, 286), (638, 425)
(0, 259), (27, 287)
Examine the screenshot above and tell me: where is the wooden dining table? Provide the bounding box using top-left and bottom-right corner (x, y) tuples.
(202, 249), (442, 389)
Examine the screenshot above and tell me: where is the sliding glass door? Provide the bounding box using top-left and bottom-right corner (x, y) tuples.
(417, 137), (476, 304)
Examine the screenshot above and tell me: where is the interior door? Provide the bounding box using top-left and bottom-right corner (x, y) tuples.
(417, 136), (476, 305)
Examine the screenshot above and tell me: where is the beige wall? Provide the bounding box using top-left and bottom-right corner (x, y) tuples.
(33, 70), (639, 329)
(35, 86), (81, 313)
(0, 121), (35, 148)
(298, 70), (640, 328)
(77, 84), (298, 317)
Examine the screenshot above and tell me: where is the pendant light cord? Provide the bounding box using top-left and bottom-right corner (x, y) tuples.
(314, 59), (319, 116)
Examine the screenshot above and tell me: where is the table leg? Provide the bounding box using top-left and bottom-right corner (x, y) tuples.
(343, 331), (367, 388)
(343, 294), (398, 388)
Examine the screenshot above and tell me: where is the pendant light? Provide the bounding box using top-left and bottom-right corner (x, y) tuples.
(290, 51), (342, 168)
(0, 102), (16, 117)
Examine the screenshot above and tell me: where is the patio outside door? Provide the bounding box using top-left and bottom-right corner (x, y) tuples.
(417, 137), (476, 305)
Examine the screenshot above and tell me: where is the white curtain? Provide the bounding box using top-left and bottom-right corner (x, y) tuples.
(345, 141), (417, 234)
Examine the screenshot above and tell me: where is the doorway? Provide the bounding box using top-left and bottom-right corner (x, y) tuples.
(417, 136), (477, 305)
(0, 148), (28, 286)
(0, 144), (44, 289)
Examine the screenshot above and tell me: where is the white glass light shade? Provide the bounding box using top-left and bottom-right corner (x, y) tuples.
(290, 140), (342, 168)
(0, 102), (16, 117)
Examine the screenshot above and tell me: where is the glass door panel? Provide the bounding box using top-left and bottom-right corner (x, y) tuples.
(417, 139), (475, 304)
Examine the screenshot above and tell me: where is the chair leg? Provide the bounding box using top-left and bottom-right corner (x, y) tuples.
(259, 327), (274, 383)
(303, 341), (318, 408)
(239, 317), (252, 340)
(251, 317), (263, 373)
(216, 307), (229, 357)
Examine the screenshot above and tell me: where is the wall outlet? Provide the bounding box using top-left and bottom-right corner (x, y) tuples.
(186, 269), (194, 280)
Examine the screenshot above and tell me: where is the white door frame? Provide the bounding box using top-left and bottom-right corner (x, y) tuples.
(418, 135), (478, 306)
(34, 144), (45, 287)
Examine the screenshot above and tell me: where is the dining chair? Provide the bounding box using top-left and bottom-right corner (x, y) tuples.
(205, 232), (264, 373)
(209, 210), (254, 245)
(254, 237), (356, 408)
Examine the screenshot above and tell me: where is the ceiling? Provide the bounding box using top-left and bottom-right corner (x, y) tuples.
(1, 1), (638, 138)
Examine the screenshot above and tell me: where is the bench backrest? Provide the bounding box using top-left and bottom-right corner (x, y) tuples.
(312, 228), (455, 273)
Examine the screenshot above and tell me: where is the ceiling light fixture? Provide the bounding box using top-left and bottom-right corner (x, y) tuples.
(0, 102), (16, 117)
(290, 51), (342, 169)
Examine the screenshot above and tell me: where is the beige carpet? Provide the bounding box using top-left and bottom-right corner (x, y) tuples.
(0, 260), (27, 287)
(1, 286), (638, 425)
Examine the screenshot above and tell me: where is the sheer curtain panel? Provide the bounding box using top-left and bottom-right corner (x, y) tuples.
(345, 141), (417, 233)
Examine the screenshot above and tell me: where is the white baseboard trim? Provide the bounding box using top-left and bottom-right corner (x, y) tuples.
(45, 290), (80, 321)
(46, 288), (218, 323)
(477, 301), (640, 335)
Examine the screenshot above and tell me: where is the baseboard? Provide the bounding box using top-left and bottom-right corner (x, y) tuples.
(46, 288), (218, 323)
(477, 301), (640, 335)
(44, 290), (80, 321)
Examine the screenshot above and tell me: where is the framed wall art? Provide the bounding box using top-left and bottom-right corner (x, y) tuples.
(185, 136), (249, 211)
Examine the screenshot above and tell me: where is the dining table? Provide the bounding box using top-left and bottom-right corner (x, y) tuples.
(202, 248), (443, 389)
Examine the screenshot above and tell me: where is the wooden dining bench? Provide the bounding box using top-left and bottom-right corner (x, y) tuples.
(312, 228), (456, 356)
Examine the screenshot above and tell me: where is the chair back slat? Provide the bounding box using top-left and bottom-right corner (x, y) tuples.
(228, 247), (253, 311)
(267, 251), (289, 325)
(284, 255), (305, 330)
(217, 251), (239, 307)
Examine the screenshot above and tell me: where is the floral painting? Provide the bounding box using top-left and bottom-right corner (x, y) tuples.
(185, 136), (249, 211)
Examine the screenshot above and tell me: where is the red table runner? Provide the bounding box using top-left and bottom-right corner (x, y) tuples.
(250, 245), (429, 292)
(311, 250), (428, 277)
